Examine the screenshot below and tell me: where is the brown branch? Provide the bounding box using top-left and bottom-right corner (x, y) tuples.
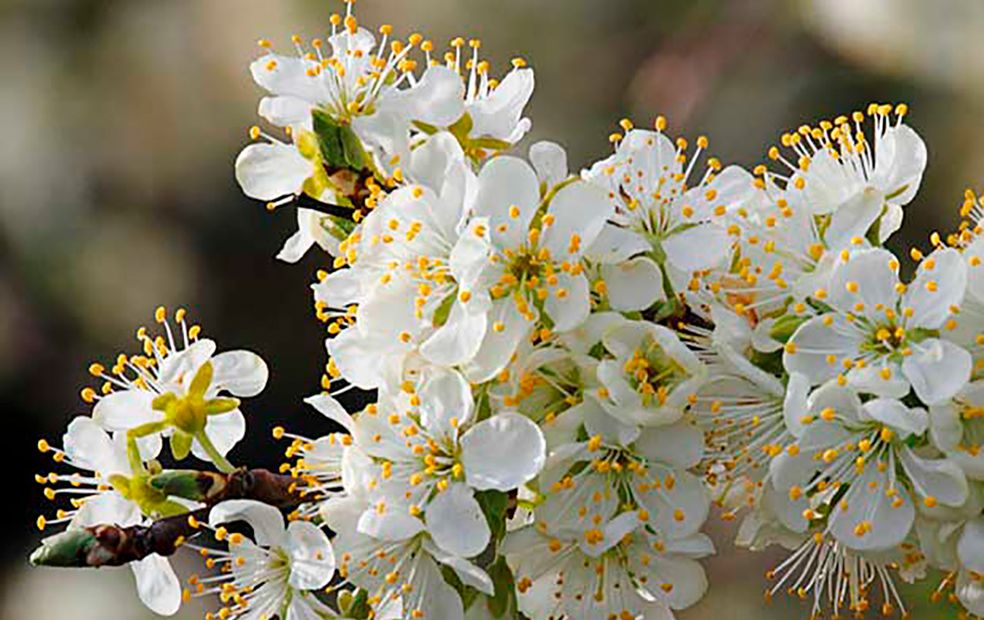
(30, 468), (303, 568)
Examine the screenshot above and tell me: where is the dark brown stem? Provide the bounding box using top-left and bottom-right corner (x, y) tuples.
(30, 468), (302, 568)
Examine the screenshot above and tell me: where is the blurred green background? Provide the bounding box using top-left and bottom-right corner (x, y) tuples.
(4, 0), (981, 617)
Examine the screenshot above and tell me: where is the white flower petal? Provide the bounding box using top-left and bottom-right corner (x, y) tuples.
(257, 95), (313, 129)
(902, 338), (972, 405)
(425, 539), (495, 595)
(403, 65), (466, 127)
(420, 300), (488, 367)
(409, 131), (466, 193)
(829, 464), (914, 551)
(72, 492), (141, 528)
(862, 398), (927, 438)
(463, 299), (534, 383)
(473, 156), (540, 247)
(958, 518), (984, 574)
(286, 520), (335, 590)
(357, 500), (425, 541)
(234, 142), (311, 201)
(828, 248), (900, 313)
(871, 124), (927, 206)
(541, 181), (613, 259)
(904, 247), (967, 329)
(544, 272), (590, 332)
(209, 350), (268, 397)
(529, 141), (568, 187)
(634, 422), (704, 469)
(131, 554), (181, 616)
(461, 412), (546, 491)
(899, 446), (968, 508)
(417, 367), (474, 436)
(304, 393), (354, 433)
(824, 187), (883, 249)
(192, 410), (245, 462)
(210, 500), (286, 547)
(784, 314), (861, 384)
(426, 482), (490, 558)
(662, 223), (730, 273)
(585, 224), (650, 264)
(468, 67), (534, 141)
(601, 256), (664, 311)
(92, 390), (160, 432)
(63, 417), (129, 476)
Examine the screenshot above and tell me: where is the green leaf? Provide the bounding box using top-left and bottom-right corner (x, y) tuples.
(487, 556), (517, 617)
(475, 490), (509, 543)
(769, 313), (809, 343)
(170, 430), (194, 461)
(29, 530), (97, 567)
(345, 589), (371, 619)
(441, 564), (479, 610)
(148, 470), (206, 501)
(312, 110), (347, 168)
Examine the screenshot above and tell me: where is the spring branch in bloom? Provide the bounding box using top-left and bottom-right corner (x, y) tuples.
(29, 468), (301, 568)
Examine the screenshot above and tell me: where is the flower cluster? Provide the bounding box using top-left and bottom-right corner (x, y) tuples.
(28, 2), (984, 620)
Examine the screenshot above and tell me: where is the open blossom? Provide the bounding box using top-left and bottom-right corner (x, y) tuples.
(771, 381), (968, 552)
(451, 155), (613, 381)
(246, 5), (424, 170)
(318, 134), (481, 388)
(36, 418), (183, 615)
(930, 380), (984, 480)
(402, 39), (535, 157)
(594, 318), (706, 427)
(583, 123), (754, 291)
(350, 366), (545, 558)
(200, 500), (336, 620)
(783, 247), (971, 404)
(505, 415), (711, 620)
(90, 307), (268, 471)
(760, 103), (926, 243)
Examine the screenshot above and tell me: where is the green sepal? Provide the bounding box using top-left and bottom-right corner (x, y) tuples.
(29, 530), (97, 567)
(170, 431), (194, 461)
(205, 397), (240, 415)
(188, 361), (213, 398)
(448, 114), (473, 142)
(339, 123), (368, 170)
(432, 290), (457, 328)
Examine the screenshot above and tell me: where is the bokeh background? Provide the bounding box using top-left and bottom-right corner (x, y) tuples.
(4, 0), (982, 617)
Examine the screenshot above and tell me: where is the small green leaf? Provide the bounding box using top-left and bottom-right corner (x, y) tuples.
(339, 124), (368, 170)
(769, 313), (809, 344)
(487, 556), (517, 617)
(170, 431), (194, 461)
(148, 470), (206, 501)
(475, 490), (509, 543)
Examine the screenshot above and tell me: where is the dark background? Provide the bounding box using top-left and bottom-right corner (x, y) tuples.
(4, 0), (980, 617)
